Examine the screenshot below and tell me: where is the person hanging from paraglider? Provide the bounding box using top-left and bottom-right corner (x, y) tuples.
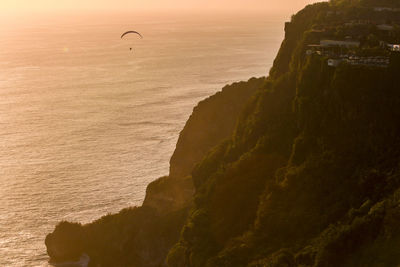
(121, 31), (142, 52)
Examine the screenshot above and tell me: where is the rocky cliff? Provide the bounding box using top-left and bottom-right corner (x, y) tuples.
(167, 1), (400, 266)
(46, 1), (400, 266)
(143, 78), (264, 213)
(45, 78), (263, 267)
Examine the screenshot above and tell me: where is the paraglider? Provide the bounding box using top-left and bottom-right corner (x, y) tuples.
(121, 31), (143, 39)
(121, 31), (143, 52)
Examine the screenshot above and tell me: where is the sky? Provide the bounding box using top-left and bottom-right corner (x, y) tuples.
(1, 0), (325, 15)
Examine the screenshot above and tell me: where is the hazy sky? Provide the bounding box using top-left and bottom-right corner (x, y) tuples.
(1, 0), (325, 15)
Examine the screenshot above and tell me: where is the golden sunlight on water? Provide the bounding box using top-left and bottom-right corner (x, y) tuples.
(0, 13), (284, 266)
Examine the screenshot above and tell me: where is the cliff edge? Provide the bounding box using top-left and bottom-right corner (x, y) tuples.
(46, 0), (400, 266)
(167, 0), (400, 266)
(45, 78), (263, 267)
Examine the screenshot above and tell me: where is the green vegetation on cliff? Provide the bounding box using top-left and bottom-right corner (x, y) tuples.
(167, 1), (400, 266)
(46, 77), (263, 267)
(47, 1), (400, 266)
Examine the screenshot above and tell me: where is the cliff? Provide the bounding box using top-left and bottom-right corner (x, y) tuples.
(47, 0), (400, 266)
(45, 78), (263, 266)
(167, 1), (400, 266)
(143, 78), (264, 213)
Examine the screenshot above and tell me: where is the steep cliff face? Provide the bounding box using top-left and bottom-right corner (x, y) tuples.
(45, 78), (263, 266)
(169, 78), (264, 179)
(46, 207), (188, 267)
(167, 1), (400, 266)
(47, 1), (400, 266)
(143, 78), (264, 213)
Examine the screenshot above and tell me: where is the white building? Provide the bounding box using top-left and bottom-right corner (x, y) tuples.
(320, 40), (360, 48)
(373, 7), (400, 12)
(377, 24), (395, 31)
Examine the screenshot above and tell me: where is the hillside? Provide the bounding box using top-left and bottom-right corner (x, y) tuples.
(45, 78), (263, 267)
(46, 0), (400, 266)
(167, 0), (400, 266)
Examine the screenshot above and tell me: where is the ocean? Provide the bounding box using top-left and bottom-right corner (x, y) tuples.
(0, 12), (284, 266)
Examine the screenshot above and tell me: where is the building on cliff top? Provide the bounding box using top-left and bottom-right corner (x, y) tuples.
(373, 7), (400, 12)
(320, 40), (360, 48)
(377, 24), (395, 31)
(327, 56), (390, 68)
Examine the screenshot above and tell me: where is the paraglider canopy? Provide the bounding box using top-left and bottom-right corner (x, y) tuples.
(121, 31), (143, 39)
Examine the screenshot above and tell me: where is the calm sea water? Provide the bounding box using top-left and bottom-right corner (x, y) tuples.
(0, 12), (284, 266)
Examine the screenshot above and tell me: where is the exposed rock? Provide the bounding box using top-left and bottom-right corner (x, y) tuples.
(46, 78), (262, 266)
